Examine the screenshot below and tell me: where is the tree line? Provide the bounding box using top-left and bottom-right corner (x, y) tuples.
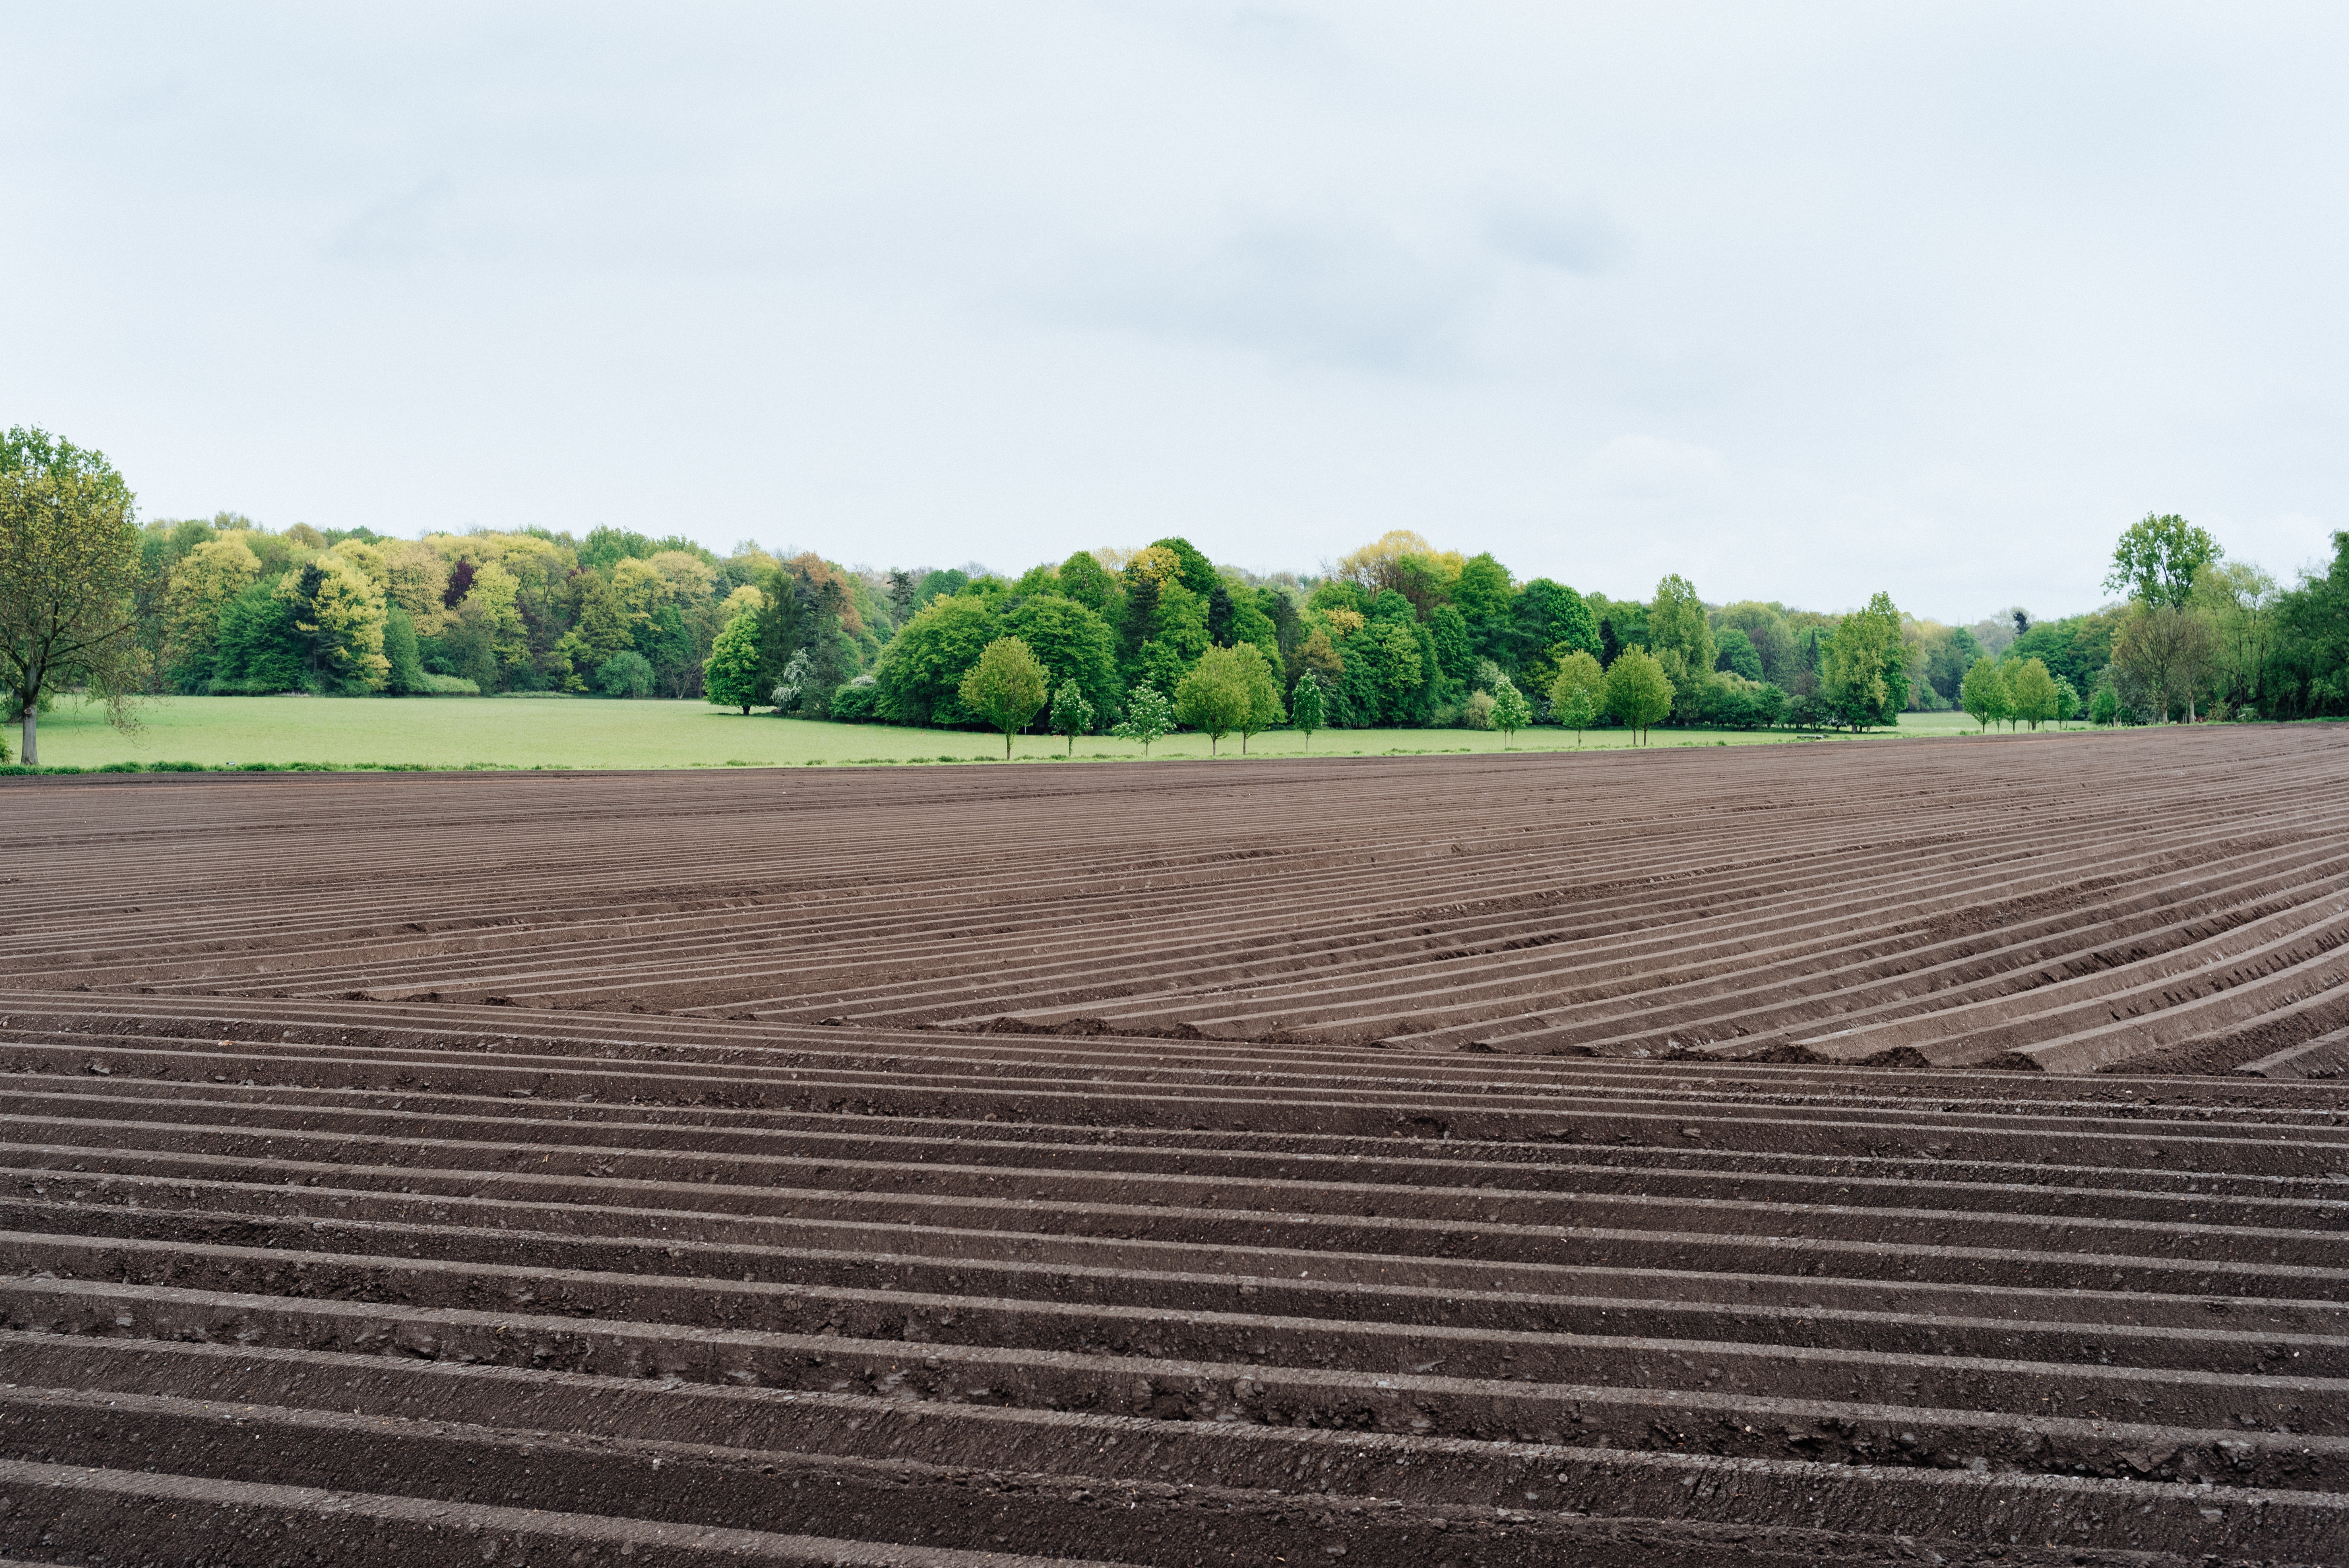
(6, 423), (2349, 764)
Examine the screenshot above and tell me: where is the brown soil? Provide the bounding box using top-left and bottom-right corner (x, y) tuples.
(2, 729), (2347, 1564)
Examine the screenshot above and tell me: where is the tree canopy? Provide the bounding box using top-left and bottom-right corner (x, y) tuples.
(2105, 513), (2220, 609)
(959, 636), (1050, 757)
(0, 430), (144, 762)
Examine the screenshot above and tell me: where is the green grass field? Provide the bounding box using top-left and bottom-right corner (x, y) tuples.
(23, 694), (2020, 771)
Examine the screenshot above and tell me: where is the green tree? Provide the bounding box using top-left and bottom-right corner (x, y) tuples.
(2054, 676), (2080, 727)
(1290, 669), (1325, 745)
(960, 635), (1050, 758)
(1056, 550), (1123, 620)
(572, 570), (636, 662)
(770, 649), (814, 711)
(1050, 677), (1094, 754)
(209, 581), (306, 692)
(1603, 647), (1672, 743)
(1490, 676), (1531, 741)
(2111, 602), (2219, 721)
(1229, 641), (1285, 753)
(1819, 592), (1905, 730)
(1111, 683), (1174, 753)
(1548, 649), (1605, 745)
(0, 450), (144, 764)
(2264, 531), (2349, 718)
(754, 568), (803, 697)
(1452, 552), (1516, 664)
(1006, 593), (1121, 731)
(1714, 626), (1763, 681)
(1364, 618), (1426, 723)
(1512, 579), (1599, 687)
(1148, 536), (1219, 597)
(286, 557), (390, 692)
(597, 650), (656, 697)
(1960, 656), (2010, 733)
(162, 535), (261, 690)
(703, 610), (764, 714)
(382, 605), (429, 694)
(874, 593), (1003, 726)
(1011, 562), (1064, 600)
(2190, 560), (2279, 714)
(2090, 683), (2120, 726)
(2006, 657), (2058, 730)
(1175, 643), (1254, 754)
(2105, 513), (2221, 609)
(1647, 574), (1715, 680)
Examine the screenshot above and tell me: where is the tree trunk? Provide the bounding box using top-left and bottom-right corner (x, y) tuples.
(1003, 730), (1012, 760)
(21, 703), (34, 767)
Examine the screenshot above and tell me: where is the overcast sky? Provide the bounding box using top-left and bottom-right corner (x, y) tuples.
(7, 4), (2347, 621)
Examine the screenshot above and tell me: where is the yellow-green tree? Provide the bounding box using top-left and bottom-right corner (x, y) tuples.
(703, 609), (764, 713)
(2006, 657), (2058, 730)
(1174, 642), (1255, 754)
(1050, 677), (1094, 754)
(0, 444), (144, 765)
(2105, 513), (2220, 609)
(1960, 655), (2010, 733)
(1490, 676), (1531, 740)
(1820, 591), (1905, 730)
(1647, 574), (1715, 689)
(1603, 647), (1672, 744)
(2111, 603), (2218, 722)
(1229, 641), (1285, 754)
(1548, 649), (1605, 745)
(163, 535), (261, 688)
(960, 635), (1050, 758)
(283, 556), (390, 692)
(1290, 669), (1325, 745)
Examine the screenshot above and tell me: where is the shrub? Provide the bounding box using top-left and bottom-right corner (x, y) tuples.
(414, 672), (480, 695)
(596, 651), (656, 698)
(829, 679), (882, 722)
(1785, 692), (1831, 730)
(1461, 690), (1495, 729)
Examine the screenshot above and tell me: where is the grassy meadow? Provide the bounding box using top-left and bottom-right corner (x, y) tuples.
(21, 695), (2013, 772)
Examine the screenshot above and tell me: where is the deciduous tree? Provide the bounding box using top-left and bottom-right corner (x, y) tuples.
(874, 593), (1002, 726)
(1647, 574), (1715, 681)
(1175, 643), (1254, 755)
(0, 438), (144, 764)
(163, 535), (261, 690)
(2111, 603), (2218, 721)
(287, 557), (390, 692)
(1006, 593), (1121, 731)
(1819, 592), (1906, 730)
(960, 635), (1050, 758)
(703, 610), (764, 714)
(1111, 683), (1174, 753)
(1960, 656), (2010, 733)
(1603, 648), (1672, 744)
(1230, 642), (1284, 754)
(1490, 677), (1530, 741)
(2006, 657), (2058, 730)
(597, 650), (656, 698)
(1290, 669), (1325, 745)
(1050, 677), (1093, 754)
(2105, 513), (2220, 609)
(1548, 650), (1605, 746)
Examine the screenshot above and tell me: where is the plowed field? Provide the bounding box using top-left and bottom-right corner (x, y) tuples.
(4, 726), (2348, 1566)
